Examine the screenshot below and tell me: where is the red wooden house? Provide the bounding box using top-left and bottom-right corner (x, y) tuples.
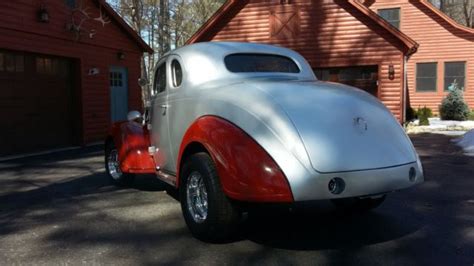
(0, 0), (152, 156)
(365, 0), (474, 114)
(187, 0), (474, 120)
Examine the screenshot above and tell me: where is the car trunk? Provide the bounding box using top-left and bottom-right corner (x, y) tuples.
(251, 80), (416, 173)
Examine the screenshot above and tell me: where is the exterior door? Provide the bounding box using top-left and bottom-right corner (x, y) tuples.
(109, 67), (128, 122)
(150, 59), (174, 172)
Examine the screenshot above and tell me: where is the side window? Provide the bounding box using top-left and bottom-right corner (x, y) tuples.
(171, 60), (183, 87)
(153, 63), (167, 95)
(64, 0), (76, 8)
(444, 62), (465, 91)
(416, 62), (437, 92)
(0, 52), (24, 73)
(378, 8), (401, 29)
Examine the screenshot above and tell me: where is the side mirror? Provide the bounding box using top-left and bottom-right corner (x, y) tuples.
(127, 110), (142, 122)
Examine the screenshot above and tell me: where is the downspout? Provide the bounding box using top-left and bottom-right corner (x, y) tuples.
(403, 45), (418, 123)
(403, 55), (408, 123)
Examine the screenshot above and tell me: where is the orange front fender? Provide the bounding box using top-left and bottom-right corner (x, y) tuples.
(108, 121), (155, 174)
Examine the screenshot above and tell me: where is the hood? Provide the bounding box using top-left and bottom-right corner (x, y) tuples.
(250, 80), (417, 173)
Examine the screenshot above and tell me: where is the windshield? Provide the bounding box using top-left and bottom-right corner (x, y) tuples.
(224, 53), (300, 73)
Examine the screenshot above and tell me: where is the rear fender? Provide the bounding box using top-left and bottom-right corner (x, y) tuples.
(177, 116), (293, 203)
(107, 121), (155, 174)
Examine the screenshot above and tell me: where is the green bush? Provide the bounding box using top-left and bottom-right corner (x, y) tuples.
(417, 106), (432, 126)
(468, 110), (474, 121)
(417, 106), (433, 118)
(439, 85), (469, 121)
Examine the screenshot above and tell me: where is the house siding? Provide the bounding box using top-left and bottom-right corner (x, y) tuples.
(199, 0), (407, 120)
(366, 0), (474, 112)
(0, 0), (144, 144)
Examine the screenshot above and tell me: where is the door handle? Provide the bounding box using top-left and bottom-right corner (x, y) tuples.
(160, 104), (168, 115)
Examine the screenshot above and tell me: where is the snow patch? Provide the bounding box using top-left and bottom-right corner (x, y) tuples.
(407, 118), (474, 134)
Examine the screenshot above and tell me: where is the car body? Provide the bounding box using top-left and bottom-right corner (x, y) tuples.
(105, 42), (424, 240)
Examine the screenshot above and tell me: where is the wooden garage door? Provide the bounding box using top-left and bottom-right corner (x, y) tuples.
(314, 65), (379, 97)
(0, 50), (77, 156)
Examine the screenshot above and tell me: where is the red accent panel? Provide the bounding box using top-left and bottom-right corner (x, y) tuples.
(108, 121), (155, 174)
(178, 116), (293, 203)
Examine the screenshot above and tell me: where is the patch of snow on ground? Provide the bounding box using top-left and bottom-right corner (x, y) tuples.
(407, 118), (474, 134)
(429, 118), (474, 128)
(453, 129), (474, 156)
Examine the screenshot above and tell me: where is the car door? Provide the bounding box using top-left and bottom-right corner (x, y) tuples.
(150, 59), (173, 171)
(163, 55), (185, 173)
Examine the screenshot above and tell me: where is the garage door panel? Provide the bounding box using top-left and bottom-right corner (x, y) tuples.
(313, 65), (379, 97)
(0, 50), (76, 156)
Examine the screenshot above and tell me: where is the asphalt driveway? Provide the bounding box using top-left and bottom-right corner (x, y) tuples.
(0, 134), (473, 265)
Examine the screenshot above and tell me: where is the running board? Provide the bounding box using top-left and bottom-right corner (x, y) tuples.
(156, 170), (177, 186)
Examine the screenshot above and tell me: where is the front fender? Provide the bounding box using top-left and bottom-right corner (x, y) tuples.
(177, 116), (293, 203)
(107, 121), (155, 174)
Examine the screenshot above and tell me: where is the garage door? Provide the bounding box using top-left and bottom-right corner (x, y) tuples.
(314, 65), (379, 97)
(0, 50), (77, 156)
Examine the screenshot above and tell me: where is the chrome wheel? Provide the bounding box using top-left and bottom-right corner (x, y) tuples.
(186, 171), (208, 223)
(107, 149), (122, 180)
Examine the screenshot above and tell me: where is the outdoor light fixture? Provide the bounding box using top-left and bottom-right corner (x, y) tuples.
(117, 51), (126, 60)
(388, 63), (395, 80)
(38, 5), (50, 23)
(88, 67), (100, 76)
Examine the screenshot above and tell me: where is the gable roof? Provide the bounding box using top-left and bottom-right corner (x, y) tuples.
(349, 0), (418, 55)
(186, 0), (418, 55)
(94, 0), (153, 53)
(416, 0), (474, 34)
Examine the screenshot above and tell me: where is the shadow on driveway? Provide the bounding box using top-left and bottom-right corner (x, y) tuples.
(0, 134), (472, 265)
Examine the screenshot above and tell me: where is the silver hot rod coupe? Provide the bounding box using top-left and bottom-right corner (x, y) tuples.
(105, 42), (423, 241)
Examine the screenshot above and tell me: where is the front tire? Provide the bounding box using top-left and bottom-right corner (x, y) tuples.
(180, 152), (240, 242)
(105, 140), (135, 186)
(331, 195), (386, 212)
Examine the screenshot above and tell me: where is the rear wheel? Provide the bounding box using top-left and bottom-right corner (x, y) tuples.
(180, 152), (240, 242)
(105, 141), (135, 186)
(331, 195), (386, 212)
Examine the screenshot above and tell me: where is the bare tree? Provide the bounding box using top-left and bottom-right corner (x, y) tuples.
(462, 0), (473, 27)
(106, 0), (226, 104)
(430, 0), (473, 27)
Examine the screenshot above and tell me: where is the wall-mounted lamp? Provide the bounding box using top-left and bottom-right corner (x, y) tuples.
(88, 67), (100, 76)
(388, 63), (395, 80)
(38, 5), (50, 23)
(117, 51), (126, 61)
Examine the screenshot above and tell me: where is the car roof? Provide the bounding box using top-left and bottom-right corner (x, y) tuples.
(159, 42), (316, 86)
(172, 41), (299, 58)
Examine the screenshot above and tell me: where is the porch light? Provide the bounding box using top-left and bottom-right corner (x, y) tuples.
(38, 5), (50, 23)
(388, 64), (395, 80)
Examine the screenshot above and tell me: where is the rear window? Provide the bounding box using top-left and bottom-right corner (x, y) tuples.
(224, 53), (300, 73)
